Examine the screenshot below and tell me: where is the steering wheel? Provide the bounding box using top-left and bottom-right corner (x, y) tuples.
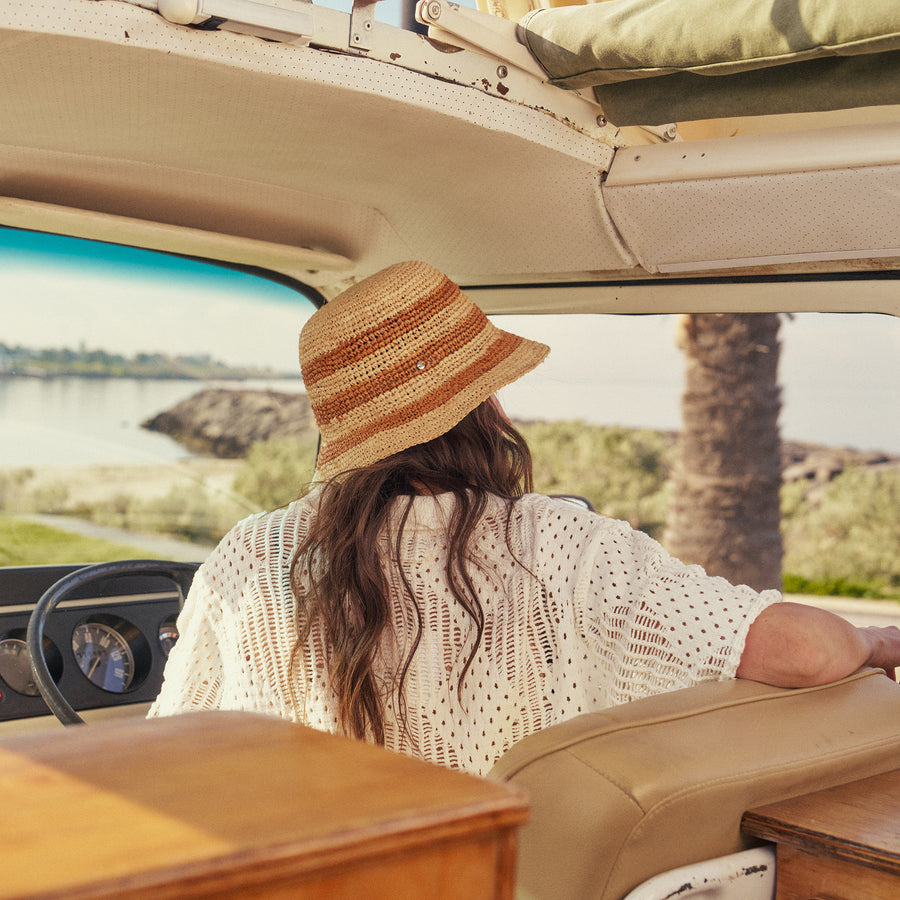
(26, 559), (200, 726)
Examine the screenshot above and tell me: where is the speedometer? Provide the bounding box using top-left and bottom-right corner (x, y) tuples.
(72, 621), (135, 693)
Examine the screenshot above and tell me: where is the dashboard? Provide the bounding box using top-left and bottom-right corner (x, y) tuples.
(0, 564), (195, 727)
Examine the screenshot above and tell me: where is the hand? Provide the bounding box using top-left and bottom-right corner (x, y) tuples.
(859, 625), (900, 682)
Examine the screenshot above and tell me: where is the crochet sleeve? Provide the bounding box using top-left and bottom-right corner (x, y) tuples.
(147, 552), (229, 717)
(528, 498), (782, 706)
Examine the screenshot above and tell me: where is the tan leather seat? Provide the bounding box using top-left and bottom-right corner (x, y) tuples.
(489, 668), (900, 900)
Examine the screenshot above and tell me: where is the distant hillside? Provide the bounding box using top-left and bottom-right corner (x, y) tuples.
(0, 343), (291, 380)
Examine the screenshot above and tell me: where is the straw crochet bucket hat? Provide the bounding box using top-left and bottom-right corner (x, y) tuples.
(299, 261), (549, 479)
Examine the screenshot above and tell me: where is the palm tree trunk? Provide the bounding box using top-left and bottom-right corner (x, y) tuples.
(665, 313), (783, 590)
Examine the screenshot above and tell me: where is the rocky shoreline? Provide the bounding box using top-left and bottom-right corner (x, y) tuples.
(143, 387), (900, 487)
(143, 388), (316, 458)
(781, 440), (900, 480)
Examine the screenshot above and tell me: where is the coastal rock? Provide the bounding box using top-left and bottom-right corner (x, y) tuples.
(780, 440), (900, 507)
(781, 441), (897, 483)
(143, 388), (316, 458)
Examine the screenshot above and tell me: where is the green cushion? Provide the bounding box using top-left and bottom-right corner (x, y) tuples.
(518, 0), (900, 124)
(597, 50), (900, 125)
(519, 0), (900, 88)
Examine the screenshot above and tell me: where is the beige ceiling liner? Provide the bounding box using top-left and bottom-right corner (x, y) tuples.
(1, 0), (898, 314)
(603, 122), (900, 277)
(0, 0), (631, 290)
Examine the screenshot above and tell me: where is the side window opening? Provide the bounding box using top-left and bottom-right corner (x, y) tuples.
(491, 311), (900, 604)
(0, 229), (317, 564)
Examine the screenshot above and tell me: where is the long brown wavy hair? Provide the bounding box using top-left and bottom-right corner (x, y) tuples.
(289, 397), (533, 743)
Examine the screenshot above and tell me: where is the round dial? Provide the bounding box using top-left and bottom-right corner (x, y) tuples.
(72, 621), (135, 693)
(0, 632), (63, 697)
(158, 616), (179, 658)
(0, 637), (40, 696)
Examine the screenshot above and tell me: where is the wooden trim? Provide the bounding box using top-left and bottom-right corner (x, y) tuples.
(0, 711), (528, 899)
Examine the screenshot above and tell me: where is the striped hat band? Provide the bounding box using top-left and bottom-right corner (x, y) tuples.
(298, 261), (549, 479)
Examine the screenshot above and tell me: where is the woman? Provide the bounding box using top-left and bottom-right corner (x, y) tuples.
(149, 261), (899, 776)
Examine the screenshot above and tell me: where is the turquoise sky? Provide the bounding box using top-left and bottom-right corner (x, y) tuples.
(0, 227), (300, 302)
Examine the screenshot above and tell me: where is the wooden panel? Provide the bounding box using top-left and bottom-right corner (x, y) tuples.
(0, 712), (527, 899)
(82, 828), (517, 900)
(743, 769), (900, 874)
(743, 769), (900, 900)
(773, 844), (898, 900)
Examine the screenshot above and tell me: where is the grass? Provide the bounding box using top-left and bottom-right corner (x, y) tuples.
(782, 573), (898, 601)
(0, 515), (160, 566)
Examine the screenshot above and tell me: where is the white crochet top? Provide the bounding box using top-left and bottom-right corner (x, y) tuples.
(148, 491), (779, 775)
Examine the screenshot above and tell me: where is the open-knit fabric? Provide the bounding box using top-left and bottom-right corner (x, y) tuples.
(148, 491), (779, 776)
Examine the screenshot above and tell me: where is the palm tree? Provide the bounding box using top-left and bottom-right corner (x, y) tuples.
(665, 313), (783, 590)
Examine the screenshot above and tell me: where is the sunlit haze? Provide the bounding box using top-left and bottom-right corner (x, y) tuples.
(2, 255), (310, 374)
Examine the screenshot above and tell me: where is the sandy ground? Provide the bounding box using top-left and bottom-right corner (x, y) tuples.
(11, 458), (244, 506)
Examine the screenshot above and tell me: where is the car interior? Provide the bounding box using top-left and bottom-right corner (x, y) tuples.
(1, 0), (898, 897)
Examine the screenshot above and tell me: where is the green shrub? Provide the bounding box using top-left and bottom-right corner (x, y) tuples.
(779, 478), (809, 520)
(233, 436), (319, 511)
(5, 424), (896, 599)
(0, 468), (35, 511)
(520, 421), (673, 537)
(0, 470), (70, 514)
(85, 486), (248, 545)
(781, 573), (887, 600)
(130, 487), (246, 544)
(782, 467), (900, 595)
(29, 481), (71, 514)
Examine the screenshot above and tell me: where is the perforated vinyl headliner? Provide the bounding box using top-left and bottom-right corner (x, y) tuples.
(1, 0), (898, 314)
(0, 1), (630, 289)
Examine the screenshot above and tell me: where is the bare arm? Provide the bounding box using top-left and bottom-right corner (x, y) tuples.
(737, 602), (900, 686)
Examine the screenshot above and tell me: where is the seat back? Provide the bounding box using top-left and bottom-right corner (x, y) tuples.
(489, 669), (900, 900)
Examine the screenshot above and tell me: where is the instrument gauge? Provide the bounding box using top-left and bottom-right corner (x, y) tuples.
(0, 631), (63, 696)
(158, 615), (179, 658)
(72, 618), (138, 693)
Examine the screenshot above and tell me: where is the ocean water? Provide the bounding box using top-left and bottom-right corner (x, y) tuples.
(495, 312), (900, 456)
(0, 376), (303, 466)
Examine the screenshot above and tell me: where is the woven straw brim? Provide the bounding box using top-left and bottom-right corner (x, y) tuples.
(300, 262), (548, 480)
